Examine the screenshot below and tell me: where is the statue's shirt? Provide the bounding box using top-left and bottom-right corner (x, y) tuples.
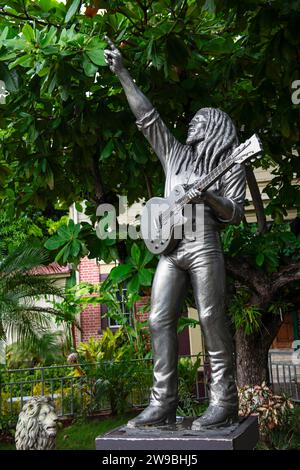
(136, 108), (246, 230)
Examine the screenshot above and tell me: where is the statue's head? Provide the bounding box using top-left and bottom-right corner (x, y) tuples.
(186, 108), (237, 145)
(186, 109), (209, 145)
(183, 107), (239, 174)
(15, 396), (58, 450)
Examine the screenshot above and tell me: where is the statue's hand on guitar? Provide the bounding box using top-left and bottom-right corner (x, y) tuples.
(187, 187), (205, 203)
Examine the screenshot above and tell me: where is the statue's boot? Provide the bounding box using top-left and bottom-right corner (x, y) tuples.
(191, 404), (238, 430)
(127, 404), (177, 428)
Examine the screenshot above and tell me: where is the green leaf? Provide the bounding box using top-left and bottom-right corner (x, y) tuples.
(255, 253), (265, 266)
(0, 64), (19, 91)
(73, 222), (81, 238)
(44, 235), (65, 250)
(45, 167), (54, 190)
(57, 224), (72, 241)
(40, 0), (55, 12)
(70, 239), (81, 257)
(48, 72), (57, 94)
(62, 243), (71, 263)
(131, 243), (141, 267)
(82, 53), (98, 77)
(203, 0), (216, 14)
(109, 246), (119, 261)
(201, 37), (234, 55)
(65, 0), (81, 23)
(8, 55), (33, 69)
(86, 38), (106, 66)
(281, 116), (290, 138)
(0, 51), (17, 62)
(126, 274), (140, 294)
(166, 35), (188, 67)
(109, 264), (134, 282)
(0, 26), (9, 42)
(40, 26), (58, 48)
(54, 244), (67, 262)
(38, 65), (50, 78)
(177, 317), (200, 334)
(42, 45), (60, 55)
(138, 268), (152, 286)
(86, 37), (106, 49)
(75, 202), (83, 213)
(5, 38), (27, 50)
(141, 249), (154, 267)
(86, 49), (106, 67)
(22, 24), (35, 43)
(100, 140), (114, 160)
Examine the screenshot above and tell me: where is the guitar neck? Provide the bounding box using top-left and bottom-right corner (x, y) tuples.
(195, 158), (235, 191)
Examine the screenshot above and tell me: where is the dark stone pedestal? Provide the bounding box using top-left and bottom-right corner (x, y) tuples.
(95, 416), (259, 451)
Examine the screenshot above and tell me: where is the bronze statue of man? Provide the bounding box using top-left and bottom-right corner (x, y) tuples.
(104, 38), (246, 430)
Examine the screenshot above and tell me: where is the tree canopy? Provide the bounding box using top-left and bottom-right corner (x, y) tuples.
(1, 0), (300, 384)
(1, 1), (299, 239)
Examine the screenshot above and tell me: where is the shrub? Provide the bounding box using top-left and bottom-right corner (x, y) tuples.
(0, 414), (17, 438)
(238, 382), (294, 436)
(0, 391), (21, 417)
(54, 383), (92, 416)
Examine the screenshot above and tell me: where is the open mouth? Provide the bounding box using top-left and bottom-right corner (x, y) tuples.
(46, 426), (57, 434)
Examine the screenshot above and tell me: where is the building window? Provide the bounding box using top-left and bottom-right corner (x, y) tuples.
(108, 288), (132, 328)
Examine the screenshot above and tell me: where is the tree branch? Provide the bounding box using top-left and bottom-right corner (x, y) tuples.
(136, 0), (148, 26)
(227, 256), (300, 310)
(225, 256), (270, 299)
(91, 152), (104, 206)
(22, 0), (29, 20)
(271, 261), (300, 292)
(0, 7), (60, 28)
(245, 165), (267, 235)
(115, 8), (145, 33)
(144, 172), (153, 198)
(260, 311), (283, 349)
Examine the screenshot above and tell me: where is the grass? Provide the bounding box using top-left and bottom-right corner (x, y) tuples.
(0, 412), (138, 451)
(0, 441), (15, 450)
(1, 405), (300, 450)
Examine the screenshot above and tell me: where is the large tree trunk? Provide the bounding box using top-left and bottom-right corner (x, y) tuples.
(235, 313), (283, 386)
(235, 329), (270, 386)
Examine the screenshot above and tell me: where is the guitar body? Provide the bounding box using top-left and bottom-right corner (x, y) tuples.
(141, 185), (186, 255)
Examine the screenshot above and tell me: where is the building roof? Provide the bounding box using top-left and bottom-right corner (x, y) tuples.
(30, 262), (71, 276)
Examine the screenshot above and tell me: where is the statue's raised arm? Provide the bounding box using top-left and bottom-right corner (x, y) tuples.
(104, 37), (180, 173)
(104, 37), (153, 120)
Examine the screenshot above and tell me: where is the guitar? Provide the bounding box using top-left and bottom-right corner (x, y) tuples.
(140, 134), (263, 255)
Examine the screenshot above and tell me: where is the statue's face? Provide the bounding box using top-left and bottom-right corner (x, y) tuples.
(38, 403), (58, 437)
(186, 112), (207, 145)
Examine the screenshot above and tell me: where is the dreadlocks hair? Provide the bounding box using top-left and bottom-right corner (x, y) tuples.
(176, 107), (239, 175)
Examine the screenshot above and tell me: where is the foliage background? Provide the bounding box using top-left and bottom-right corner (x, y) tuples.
(0, 0), (300, 384)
